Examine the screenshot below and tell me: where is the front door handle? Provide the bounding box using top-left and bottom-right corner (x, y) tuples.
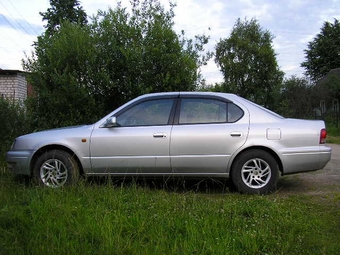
(153, 133), (167, 138)
(230, 132), (242, 137)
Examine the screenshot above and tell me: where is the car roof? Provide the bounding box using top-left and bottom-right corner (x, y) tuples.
(138, 91), (239, 100)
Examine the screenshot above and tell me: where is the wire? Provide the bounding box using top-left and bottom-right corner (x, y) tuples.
(6, 0), (40, 36)
(0, 1), (35, 42)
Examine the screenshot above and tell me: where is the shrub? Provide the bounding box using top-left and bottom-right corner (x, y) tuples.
(0, 98), (30, 162)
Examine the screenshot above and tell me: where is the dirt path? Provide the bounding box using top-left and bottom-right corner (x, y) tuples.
(277, 144), (340, 195)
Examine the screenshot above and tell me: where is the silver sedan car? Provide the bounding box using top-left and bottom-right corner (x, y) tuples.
(6, 92), (332, 194)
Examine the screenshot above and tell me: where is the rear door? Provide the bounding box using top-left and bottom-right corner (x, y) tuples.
(170, 95), (249, 174)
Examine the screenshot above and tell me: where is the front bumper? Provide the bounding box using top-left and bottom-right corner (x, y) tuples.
(6, 150), (35, 176)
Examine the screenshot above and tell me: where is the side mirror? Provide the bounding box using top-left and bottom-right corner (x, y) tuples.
(101, 116), (119, 128)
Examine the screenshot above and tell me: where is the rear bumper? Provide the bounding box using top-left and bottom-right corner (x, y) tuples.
(6, 150), (34, 176)
(281, 145), (332, 175)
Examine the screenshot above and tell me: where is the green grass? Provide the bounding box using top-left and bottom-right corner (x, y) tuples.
(327, 135), (340, 144)
(1, 164), (339, 255)
(326, 124), (340, 144)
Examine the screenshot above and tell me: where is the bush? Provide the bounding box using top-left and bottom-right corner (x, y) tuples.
(0, 98), (31, 162)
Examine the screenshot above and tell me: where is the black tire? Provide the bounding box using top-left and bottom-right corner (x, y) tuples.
(231, 150), (279, 194)
(33, 150), (79, 188)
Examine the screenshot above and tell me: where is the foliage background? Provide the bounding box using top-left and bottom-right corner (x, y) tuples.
(215, 18), (284, 110)
(0, 99), (30, 161)
(2, 1), (340, 161)
(23, 0), (211, 130)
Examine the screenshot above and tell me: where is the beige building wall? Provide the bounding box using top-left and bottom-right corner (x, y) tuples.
(0, 72), (27, 102)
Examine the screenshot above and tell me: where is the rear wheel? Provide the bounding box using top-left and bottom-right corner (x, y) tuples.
(33, 150), (79, 188)
(231, 150), (279, 194)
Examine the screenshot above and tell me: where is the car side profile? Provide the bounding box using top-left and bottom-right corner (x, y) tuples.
(6, 92), (332, 194)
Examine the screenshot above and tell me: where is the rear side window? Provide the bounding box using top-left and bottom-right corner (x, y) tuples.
(178, 98), (243, 124)
(228, 103), (244, 122)
(179, 98), (227, 124)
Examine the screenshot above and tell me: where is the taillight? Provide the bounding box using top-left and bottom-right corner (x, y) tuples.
(320, 128), (327, 144)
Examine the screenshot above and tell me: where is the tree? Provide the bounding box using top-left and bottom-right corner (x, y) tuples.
(89, 0), (210, 111)
(40, 0), (87, 35)
(215, 18), (284, 109)
(301, 19), (340, 82)
(23, 0), (211, 129)
(277, 76), (314, 119)
(23, 22), (98, 130)
(312, 69), (340, 124)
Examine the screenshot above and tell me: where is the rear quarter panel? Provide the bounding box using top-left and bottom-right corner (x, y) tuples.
(237, 118), (331, 174)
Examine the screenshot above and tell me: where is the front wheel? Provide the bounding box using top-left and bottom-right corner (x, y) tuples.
(231, 150), (279, 194)
(33, 150), (79, 188)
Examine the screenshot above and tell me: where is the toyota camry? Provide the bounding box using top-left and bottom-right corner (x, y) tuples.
(6, 92), (332, 194)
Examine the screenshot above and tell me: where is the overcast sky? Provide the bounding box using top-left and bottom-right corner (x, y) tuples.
(0, 0), (339, 84)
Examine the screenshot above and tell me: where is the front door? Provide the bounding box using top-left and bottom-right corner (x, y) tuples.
(90, 98), (175, 174)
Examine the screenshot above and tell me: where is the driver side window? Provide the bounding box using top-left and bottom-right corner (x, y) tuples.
(116, 99), (174, 127)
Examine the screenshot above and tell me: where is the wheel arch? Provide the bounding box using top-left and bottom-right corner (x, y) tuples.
(229, 146), (283, 177)
(30, 145), (84, 176)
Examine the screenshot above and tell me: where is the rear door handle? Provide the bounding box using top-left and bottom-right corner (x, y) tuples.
(153, 133), (167, 138)
(230, 132), (242, 137)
